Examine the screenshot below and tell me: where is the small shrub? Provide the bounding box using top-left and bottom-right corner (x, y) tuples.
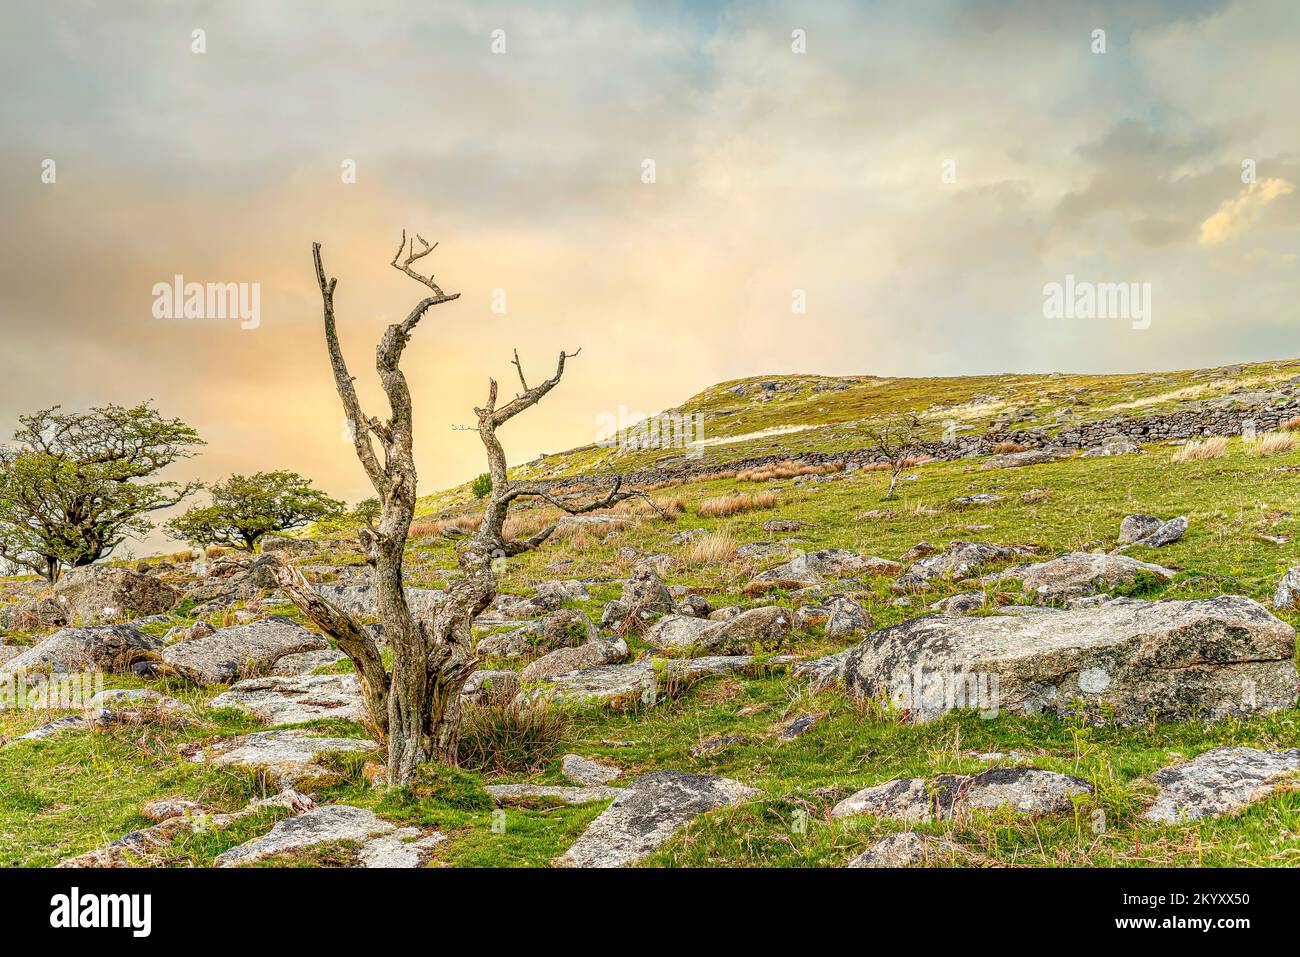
(456, 699), (573, 774)
(697, 491), (778, 518)
(1171, 437), (1227, 462)
(471, 473), (493, 499)
(1253, 432), (1297, 457)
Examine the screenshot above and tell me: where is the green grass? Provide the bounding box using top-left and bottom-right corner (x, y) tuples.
(3, 419), (1300, 867)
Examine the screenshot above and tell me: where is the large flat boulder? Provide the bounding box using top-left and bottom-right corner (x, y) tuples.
(0, 624), (161, 677)
(189, 729), (378, 789)
(1143, 746), (1300, 823)
(53, 565), (179, 624)
(996, 551), (1175, 602)
(832, 768), (1091, 822)
(216, 804), (442, 867)
(314, 583), (445, 619)
(809, 596), (1297, 724)
(557, 771), (758, 867)
(160, 616), (328, 685)
(209, 673), (363, 725)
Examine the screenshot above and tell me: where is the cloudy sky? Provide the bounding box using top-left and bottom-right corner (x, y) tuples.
(2, 0), (1298, 549)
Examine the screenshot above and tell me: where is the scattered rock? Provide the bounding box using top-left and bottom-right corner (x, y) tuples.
(53, 565), (179, 625)
(557, 771), (758, 867)
(930, 591), (987, 615)
(1118, 514), (1187, 548)
(519, 636), (629, 684)
(562, 754), (622, 786)
(216, 804), (438, 867)
(833, 769), (1091, 822)
(0, 624), (161, 677)
(271, 648), (347, 676)
(477, 609), (597, 658)
(1274, 566), (1300, 609)
(749, 549), (901, 592)
(486, 784), (627, 804)
(997, 551), (1175, 602)
(981, 448), (1069, 470)
(644, 606), (793, 655)
(690, 735), (749, 757)
(619, 565), (674, 618)
(893, 541), (1033, 592)
(160, 616), (328, 685)
(209, 673), (363, 725)
(1143, 746), (1300, 823)
(189, 729), (378, 789)
(846, 831), (967, 868)
(776, 714), (820, 740)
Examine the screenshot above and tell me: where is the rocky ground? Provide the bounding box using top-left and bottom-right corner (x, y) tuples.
(3, 365), (1300, 868)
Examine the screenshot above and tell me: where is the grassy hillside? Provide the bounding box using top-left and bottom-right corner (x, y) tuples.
(3, 419), (1300, 867)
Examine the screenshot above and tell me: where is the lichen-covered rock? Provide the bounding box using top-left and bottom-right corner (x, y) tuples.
(1118, 514), (1187, 548)
(824, 596), (872, 637)
(846, 831), (967, 867)
(999, 551), (1175, 601)
(84, 688), (195, 727)
(749, 549), (901, 592)
(930, 591), (988, 615)
(833, 768), (1091, 822)
(519, 636), (629, 684)
(562, 754), (623, 786)
(477, 609), (597, 659)
(1143, 746), (1300, 823)
(810, 595), (1297, 724)
(209, 673), (363, 725)
(619, 565), (674, 617)
(53, 566), (179, 625)
(189, 729), (378, 790)
(0, 597), (66, 632)
(160, 616), (328, 685)
(1274, 566), (1300, 610)
(314, 583), (445, 619)
(215, 804), (439, 867)
(892, 541), (1033, 592)
(0, 624), (161, 677)
(271, 648), (347, 675)
(557, 771), (758, 867)
(644, 606), (793, 655)
(461, 669), (521, 706)
(487, 784), (626, 804)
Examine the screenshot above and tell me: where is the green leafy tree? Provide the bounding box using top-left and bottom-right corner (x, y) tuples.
(352, 497), (381, 527)
(471, 472), (492, 499)
(166, 470), (344, 551)
(0, 403), (204, 582)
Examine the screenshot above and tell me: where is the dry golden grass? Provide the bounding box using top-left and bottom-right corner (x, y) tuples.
(1253, 432), (1298, 457)
(858, 455), (928, 472)
(1171, 437), (1228, 462)
(992, 441), (1026, 454)
(1281, 415), (1300, 432)
(696, 491), (778, 518)
(683, 529), (737, 566)
(412, 513), (480, 539)
(736, 459), (843, 482)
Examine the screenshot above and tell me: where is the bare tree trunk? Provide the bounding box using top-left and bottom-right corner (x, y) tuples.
(277, 235), (656, 787)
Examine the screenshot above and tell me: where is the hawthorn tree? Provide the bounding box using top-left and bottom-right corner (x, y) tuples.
(862, 411), (925, 500)
(0, 404), (203, 581)
(165, 470), (344, 550)
(273, 233), (655, 785)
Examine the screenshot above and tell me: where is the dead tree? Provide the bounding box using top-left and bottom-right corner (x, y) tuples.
(275, 234), (654, 785)
(861, 412), (925, 500)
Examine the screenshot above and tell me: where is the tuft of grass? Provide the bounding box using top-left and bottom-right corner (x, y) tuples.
(457, 700), (574, 774)
(1171, 437), (1227, 462)
(683, 529), (737, 566)
(697, 491), (779, 518)
(1252, 432), (1298, 457)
